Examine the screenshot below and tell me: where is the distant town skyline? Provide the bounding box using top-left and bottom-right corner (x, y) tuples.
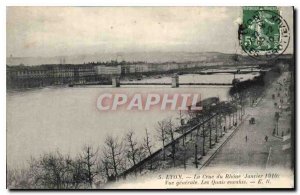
(7, 7), (293, 58)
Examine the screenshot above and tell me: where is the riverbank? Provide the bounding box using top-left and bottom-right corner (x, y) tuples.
(7, 67), (288, 189)
(103, 70), (294, 189)
(205, 71), (293, 170)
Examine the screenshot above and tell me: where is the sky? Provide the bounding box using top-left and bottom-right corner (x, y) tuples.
(6, 6), (293, 57)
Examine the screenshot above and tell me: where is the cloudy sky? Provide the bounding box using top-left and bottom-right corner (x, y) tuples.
(6, 7), (293, 57)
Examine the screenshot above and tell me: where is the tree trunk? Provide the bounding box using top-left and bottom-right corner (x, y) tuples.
(162, 140), (166, 161)
(194, 144), (198, 168)
(215, 116), (218, 143)
(202, 124), (206, 156)
(209, 119), (212, 148)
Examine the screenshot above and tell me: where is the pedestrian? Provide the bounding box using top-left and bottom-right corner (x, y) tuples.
(245, 135), (247, 142)
(265, 135), (268, 142)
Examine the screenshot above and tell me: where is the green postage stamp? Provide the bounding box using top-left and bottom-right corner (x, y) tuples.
(240, 6), (290, 59)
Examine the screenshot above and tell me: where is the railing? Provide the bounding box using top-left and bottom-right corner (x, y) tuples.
(120, 82), (232, 86)
(118, 112), (219, 178)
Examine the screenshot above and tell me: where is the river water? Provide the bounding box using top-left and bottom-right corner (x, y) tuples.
(7, 73), (259, 169)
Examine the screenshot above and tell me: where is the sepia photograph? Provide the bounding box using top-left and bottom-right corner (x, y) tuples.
(5, 6), (295, 189)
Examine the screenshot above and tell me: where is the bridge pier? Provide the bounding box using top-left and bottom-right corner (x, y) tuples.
(172, 74), (179, 88)
(112, 76), (120, 87)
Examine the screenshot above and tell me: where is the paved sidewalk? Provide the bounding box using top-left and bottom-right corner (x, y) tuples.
(197, 115), (249, 169)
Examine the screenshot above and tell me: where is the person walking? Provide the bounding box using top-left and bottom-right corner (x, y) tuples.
(245, 135), (247, 142)
(265, 135), (268, 142)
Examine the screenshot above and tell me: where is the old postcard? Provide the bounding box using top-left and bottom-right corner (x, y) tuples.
(6, 6), (295, 189)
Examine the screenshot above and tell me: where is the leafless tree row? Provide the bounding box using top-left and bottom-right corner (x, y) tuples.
(8, 99), (244, 189)
(7, 127), (156, 189)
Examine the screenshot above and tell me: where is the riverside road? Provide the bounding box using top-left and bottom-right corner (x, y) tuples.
(205, 72), (292, 169)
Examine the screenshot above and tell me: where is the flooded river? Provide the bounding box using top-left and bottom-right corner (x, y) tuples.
(7, 73), (259, 168)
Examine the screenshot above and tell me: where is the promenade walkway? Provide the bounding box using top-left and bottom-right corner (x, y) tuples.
(204, 72), (292, 169)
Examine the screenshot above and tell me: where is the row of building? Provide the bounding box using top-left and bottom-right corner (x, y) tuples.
(8, 61), (217, 89)
(7, 64), (97, 88)
(7, 57), (268, 89)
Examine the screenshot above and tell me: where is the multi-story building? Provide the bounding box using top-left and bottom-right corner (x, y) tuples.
(95, 65), (122, 75)
(7, 65), (51, 88)
(7, 59), (220, 89)
(74, 64), (98, 84)
(52, 65), (75, 84)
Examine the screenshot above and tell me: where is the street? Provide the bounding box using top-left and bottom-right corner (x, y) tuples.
(206, 72), (292, 169)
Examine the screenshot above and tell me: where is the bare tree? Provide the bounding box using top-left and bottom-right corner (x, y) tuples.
(29, 151), (69, 189)
(201, 122), (206, 156)
(143, 129), (152, 156)
(67, 156), (86, 189)
(182, 147), (187, 170)
(136, 145), (146, 173)
(165, 118), (177, 167)
(214, 114), (219, 143)
(208, 113), (213, 149)
(102, 135), (124, 180)
(22, 152), (93, 189)
(143, 129), (153, 169)
(177, 110), (187, 147)
(7, 168), (33, 189)
(275, 112), (280, 135)
(125, 131), (139, 167)
(156, 120), (168, 161)
(221, 102), (232, 132)
(80, 146), (98, 188)
(194, 143), (199, 168)
(98, 159), (115, 182)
